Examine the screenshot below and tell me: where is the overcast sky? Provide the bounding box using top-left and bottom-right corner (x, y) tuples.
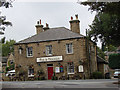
(1, 1), (100, 46)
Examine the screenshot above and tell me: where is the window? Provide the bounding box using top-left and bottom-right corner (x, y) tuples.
(19, 46), (23, 54)
(46, 45), (52, 56)
(19, 49), (22, 54)
(27, 47), (33, 57)
(67, 62), (74, 74)
(66, 43), (73, 54)
(28, 67), (34, 77)
(10, 60), (13, 64)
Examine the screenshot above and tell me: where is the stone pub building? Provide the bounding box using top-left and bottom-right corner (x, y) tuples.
(14, 15), (97, 80)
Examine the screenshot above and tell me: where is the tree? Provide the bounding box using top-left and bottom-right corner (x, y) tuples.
(1, 37), (5, 43)
(108, 53), (120, 69)
(0, 0), (13, 34)
(97, 46), (105, 59)
(88, 13), (120, 47)
(80, 1), (120, 47)
(2, 39), (16, 56)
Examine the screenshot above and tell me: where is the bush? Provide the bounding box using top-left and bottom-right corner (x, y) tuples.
(5, 67), (9, 72)
(109, 53), (120, 69)
(40, 77), (46, 80)
(52, 76), (58, 80)
(91, 71), (103, 79)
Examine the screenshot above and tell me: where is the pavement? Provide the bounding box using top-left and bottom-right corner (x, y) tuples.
(1, 79), (120, 89)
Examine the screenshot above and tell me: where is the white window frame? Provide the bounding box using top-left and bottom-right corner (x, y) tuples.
(66, 43), (73, 54)
(46, 45), (52, 56)
(28, 68), (34, 77)
(19, 49), (22, 54)
(67, 62), (74, 74)
(26, 47), (33, 57)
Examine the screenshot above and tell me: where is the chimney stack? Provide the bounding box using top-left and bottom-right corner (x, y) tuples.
(35, 19), (44, 34)
(69, 14), (80, 34)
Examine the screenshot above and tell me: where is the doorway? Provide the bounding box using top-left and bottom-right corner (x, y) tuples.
(47, 64), (53, 80)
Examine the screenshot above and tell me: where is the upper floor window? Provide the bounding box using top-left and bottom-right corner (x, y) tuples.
(46, 45), (52, 56)
(27, 47), (33, 57)
(66, 43), (73, 54)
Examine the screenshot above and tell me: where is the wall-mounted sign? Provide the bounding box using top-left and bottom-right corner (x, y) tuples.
(78, 65), (84, 72)
(37, 56), (63, 62)
(55, 67), (60, 73)
(60, 65), (64, 72)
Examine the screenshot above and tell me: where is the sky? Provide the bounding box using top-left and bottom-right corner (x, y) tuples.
(1, 1), (101, 47)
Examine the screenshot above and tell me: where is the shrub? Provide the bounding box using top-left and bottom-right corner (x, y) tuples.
(109, 53), (120, 69)
(52, 76), (58, 80)
(91, 71), (103, 79)
(40, 77), (46, 80)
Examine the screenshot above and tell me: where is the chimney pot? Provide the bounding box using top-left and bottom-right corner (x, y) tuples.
(71, 16), (73, 20)
(37, 21), (39, 25)
(75, 14), (78, 19)
(46, 23), (49, 27)
(40, 19), (41, 24)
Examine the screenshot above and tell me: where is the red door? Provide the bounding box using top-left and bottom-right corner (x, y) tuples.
(47, 67), (53, 80)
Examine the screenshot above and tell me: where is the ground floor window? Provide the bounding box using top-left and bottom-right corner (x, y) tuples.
(28, 66), (34, 77)
(67, 62), (74, 74)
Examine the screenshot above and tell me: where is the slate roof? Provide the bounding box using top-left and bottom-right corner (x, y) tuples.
(16, 27), (85, 44)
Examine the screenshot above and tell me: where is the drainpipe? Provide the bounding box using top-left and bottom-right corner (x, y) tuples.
(85, 29), (91, 78)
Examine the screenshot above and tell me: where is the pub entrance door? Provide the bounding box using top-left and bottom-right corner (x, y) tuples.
(47, 64), (53, 80)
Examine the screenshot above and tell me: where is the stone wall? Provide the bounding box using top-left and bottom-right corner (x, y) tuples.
(14, 38), (97, 80)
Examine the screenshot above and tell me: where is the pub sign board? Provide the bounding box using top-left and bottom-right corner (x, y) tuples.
(37, 56), (63, 62)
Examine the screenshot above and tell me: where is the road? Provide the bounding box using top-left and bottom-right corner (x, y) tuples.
(1, 79), (120, 89)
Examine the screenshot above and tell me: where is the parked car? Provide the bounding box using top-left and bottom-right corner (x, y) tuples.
(114, 71), (120, 78)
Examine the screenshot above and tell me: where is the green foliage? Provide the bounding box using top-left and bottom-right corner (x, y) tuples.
(108, 53), (120, 69)
(88, 13), (120, 46)
(37, 69), (44, 76)
(2, 39), (16, 56)
(52, 76), (58, 80)
(0, 0), (13, 33)
(104, 45), (117, 52)
(81, 2), (120, 47)
(1, 37), (5, 44)
(52, 72), (58, 80)
(81, 2), (120, 15)
(5, 67), (9, 73)
(9, 63), (15, 70)
(5, 62), (15, 72)
(91, 71), (103, 79)
(0, 0), (13, 8)
(97, 47), (105, 59)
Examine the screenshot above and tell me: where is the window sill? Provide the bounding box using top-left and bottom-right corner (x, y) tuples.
(46, 54), (52, 56)
(68, 73), (74, 75)
(27, 56), (33, 58)
(66, 53), (74, 55)
(28, 74), (34, 77)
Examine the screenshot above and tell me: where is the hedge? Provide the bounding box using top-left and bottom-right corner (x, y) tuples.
(108, 53), (120, 69)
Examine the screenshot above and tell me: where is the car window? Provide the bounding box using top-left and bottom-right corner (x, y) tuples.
(114, 71), (120, 74)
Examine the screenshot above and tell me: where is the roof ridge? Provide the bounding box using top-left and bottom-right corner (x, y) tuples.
(17, 26), (85, 44)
